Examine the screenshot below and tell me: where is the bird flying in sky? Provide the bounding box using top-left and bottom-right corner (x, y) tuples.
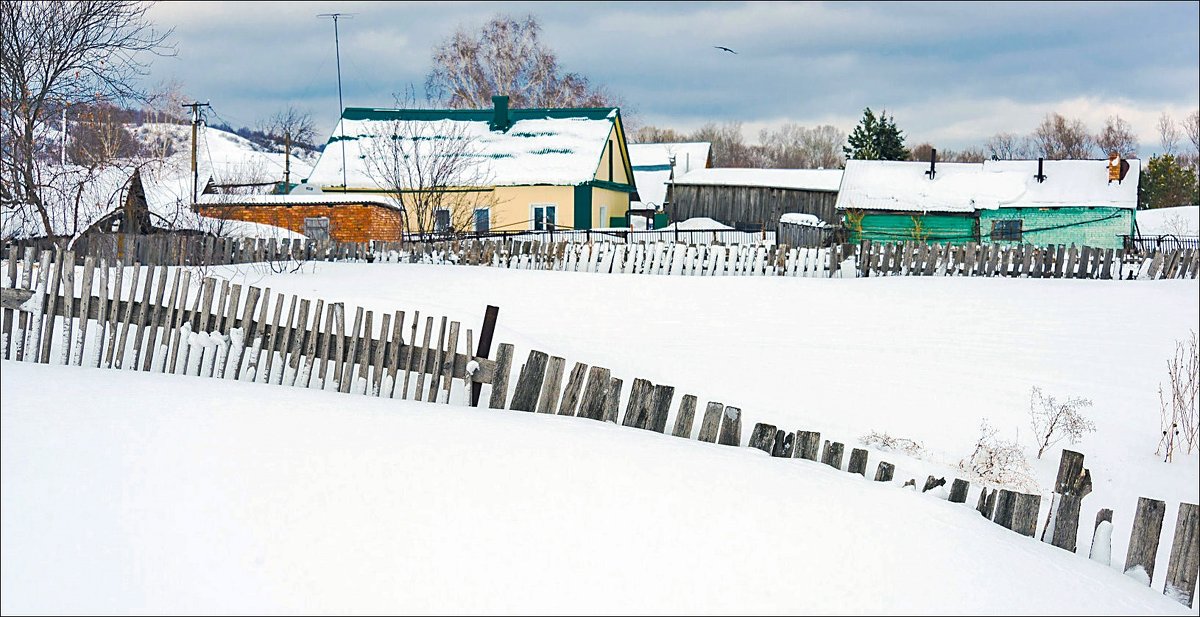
(714, 46), (737, 54)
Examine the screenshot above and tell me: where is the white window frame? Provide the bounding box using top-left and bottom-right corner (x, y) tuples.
(531, 203), (557, 231)
(598, 205), (608, 229)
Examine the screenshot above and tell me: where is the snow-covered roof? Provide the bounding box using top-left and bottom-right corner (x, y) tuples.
(836, 159), (1141, 213)
(628, 142), (711, 208)
(671, 168), (843, 192)
(196, 193), (399, 210)
(306, 107), (631, 190)
(1135, 205), (1199, 236)
(779, 213), (828, 227)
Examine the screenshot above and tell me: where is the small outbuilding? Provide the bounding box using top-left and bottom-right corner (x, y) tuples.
(666, 168), (843, 230)
(836, 159), (1139, 249)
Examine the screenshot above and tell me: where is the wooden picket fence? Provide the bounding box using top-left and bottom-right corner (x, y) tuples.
(7, 234), (1198, 280)
(1, 246), (1197, 607)
(0, 246), (501, 401)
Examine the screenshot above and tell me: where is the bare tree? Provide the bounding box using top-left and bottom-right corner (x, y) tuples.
(0, 0), (175, 238)
(631, 125), (688, 144)
(1158, 330), (1199, 462)
(1029, 386), (1096, 459)
(426, 14), (615, 110)
(257, 105), (316, 149)
(985, 132), (1032, 160)
(1033, 113), (1093, 159)
(1095, 115), (1138, 158)
(1186, 110), (1200, 157)
(757, 123), (846, 169)
(690, 121), (755, 167)
(1157, 112), (1180, 156)
(360, 96), (498, 240)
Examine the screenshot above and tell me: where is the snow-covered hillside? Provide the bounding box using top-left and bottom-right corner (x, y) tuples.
(1, 361), (1192, 615)
(2, 123), (317, 241)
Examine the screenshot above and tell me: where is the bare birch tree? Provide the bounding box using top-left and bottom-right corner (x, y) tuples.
(360, 113), (498, 240)
(1095, 115), (1138, 158)
(1033, 113), (1094, 159)
(426, 14), (616, 110)
(985, 131), (1033, 160)
(1158, 112), (1180, 156)
(0, 0), (175, 237)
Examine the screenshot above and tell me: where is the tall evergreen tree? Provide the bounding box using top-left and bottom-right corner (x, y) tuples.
(843, 108), (910, 162)
(1138, 154), (1200, 210)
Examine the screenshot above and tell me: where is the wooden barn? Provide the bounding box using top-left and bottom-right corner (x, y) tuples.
(666, 168), (843, 230)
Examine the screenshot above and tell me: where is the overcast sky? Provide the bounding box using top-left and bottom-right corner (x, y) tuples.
(146, 1), (1200, 154)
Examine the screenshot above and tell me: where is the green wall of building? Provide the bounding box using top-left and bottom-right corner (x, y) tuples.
(848, 212), (977, 244)
(846, 207), (1134, 249)
(978, 207), (1133, 250)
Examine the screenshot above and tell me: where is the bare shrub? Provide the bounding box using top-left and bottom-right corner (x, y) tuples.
(959, 419), (1037, 492)
(858, 430), (926, 457)
(1158, 330), (1199, 462)
(1029, 386), (1096, 459)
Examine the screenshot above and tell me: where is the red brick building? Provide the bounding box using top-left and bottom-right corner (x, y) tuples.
(195, 194), (403, 243)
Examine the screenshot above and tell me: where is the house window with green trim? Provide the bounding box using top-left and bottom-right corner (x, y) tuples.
(991, 219), (1022, 241)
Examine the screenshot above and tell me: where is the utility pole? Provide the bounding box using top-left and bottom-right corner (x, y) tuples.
(284, 130), (291, 192)
(181, 101), (211, 205)
(60, 106), (67, 165)
(318, 12), (353, 193)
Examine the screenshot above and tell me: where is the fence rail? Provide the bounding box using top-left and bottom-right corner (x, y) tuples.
(1, 246), (1197, 607)
(4, 234), (1197, 282)
(1122, 234), (1200, 253)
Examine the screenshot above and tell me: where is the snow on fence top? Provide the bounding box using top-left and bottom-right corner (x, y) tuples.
(837, 159), (1141, 213)
(670, 168), (844, 192)
(780, 213), (827, 227)
(306, 107), (626, 189)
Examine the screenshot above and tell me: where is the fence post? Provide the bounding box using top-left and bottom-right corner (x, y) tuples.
(1165, 502), (1199, 607)
(470, 304), (499, 406)
(1125, 497), (1166, 585)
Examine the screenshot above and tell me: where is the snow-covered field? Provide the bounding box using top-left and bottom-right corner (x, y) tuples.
(1, 361), (1193, 615)
(1138, 205), (1200, 236)
(2, 261), (1198, 613)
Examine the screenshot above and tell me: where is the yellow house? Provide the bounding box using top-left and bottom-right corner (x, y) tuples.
(302, 96), (638, 236)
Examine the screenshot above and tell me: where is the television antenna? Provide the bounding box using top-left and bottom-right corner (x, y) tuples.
(318, 12), (355, 192)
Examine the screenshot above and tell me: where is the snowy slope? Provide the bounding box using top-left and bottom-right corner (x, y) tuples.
(1, 361), (1192, 615)
(197, 262), (1200, 587)
(1137, 205), (1200, 236)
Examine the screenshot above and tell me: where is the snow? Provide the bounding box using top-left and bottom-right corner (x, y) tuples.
(306, 115), (616, 189)
(2, 360), (1193, 615)
(3, 123), (314, 240)
(657, 216), (733, 230)
(837, 159), (1141, 213)
(178, 261), (1199, 589)
(628, 142), (712, 208)
(196, 193), (399, 209)
(1136, 205), (1200, 236)
(671, 167), (843, 192)
(780, 212), (827, 227)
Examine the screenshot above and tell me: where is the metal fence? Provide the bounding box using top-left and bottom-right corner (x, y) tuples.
(434, 228), (777, 246)
(1122, 234), (1200, 253)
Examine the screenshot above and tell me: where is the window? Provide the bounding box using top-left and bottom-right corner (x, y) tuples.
(473, 208), (490, 234)
(434, 209), (451, 233)
(532, 204), (557, 231)
(599, 206), (608, 229)
(304, 216), (330, 240)
(990, 219), (1022, 241)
